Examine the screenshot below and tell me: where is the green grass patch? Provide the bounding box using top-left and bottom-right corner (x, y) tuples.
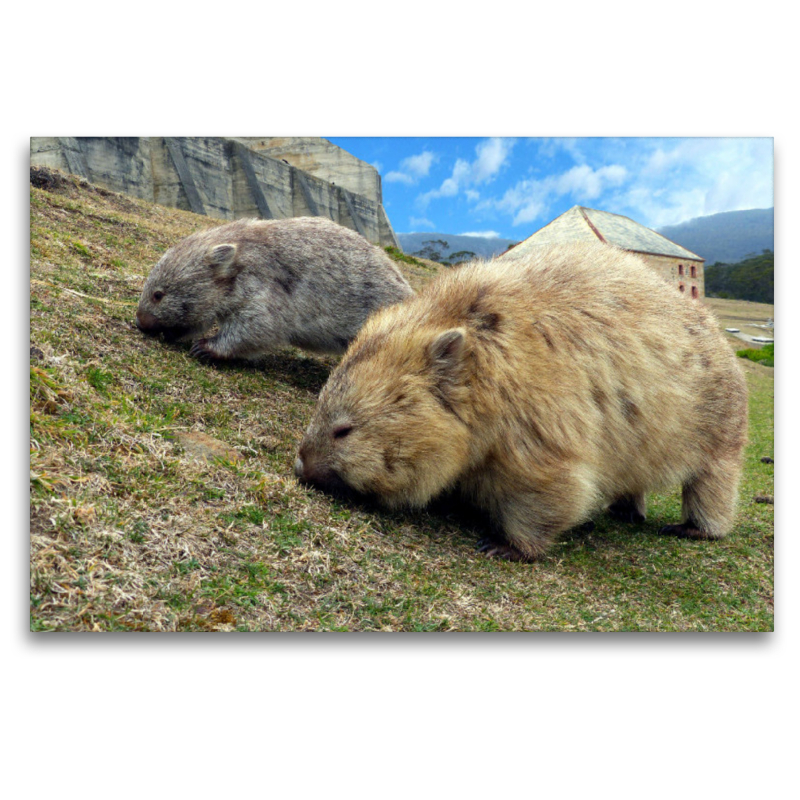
(86, 367), (115, 394)
(737, 341), (773, 367)
(384, 245), (428, 267)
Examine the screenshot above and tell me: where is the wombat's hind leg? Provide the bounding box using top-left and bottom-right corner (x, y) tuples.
(659, 462), (740, 540)
(608, 493), (647, 524)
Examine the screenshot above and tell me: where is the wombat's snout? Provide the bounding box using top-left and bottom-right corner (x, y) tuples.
(294, 448), (349, 495)
(135, 308), (161, 335)
(135, 310), (192, 342)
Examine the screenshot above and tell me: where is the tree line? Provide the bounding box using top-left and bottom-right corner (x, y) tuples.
(704, 250), (773, 304)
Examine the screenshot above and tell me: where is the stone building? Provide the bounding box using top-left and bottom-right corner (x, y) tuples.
(502, 205), (705, 299)
(29, 136), (399, 249)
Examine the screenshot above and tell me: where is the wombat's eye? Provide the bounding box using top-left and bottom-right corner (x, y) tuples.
(332, 424), (353, 440)
(152, 290), (165, 302)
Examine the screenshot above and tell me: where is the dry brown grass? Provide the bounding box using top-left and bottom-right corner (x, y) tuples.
(703, 296), (774, 348)
(29, 168), (774, 632)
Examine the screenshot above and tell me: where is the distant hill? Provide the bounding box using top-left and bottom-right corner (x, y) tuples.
(398, 208), (774, 267)
(657, 208), (773, 265)
(704, 250), (774, 304)
(397, 232), (518, 263)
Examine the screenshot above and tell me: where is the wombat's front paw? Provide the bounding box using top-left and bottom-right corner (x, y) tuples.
(658, 523), (710, 539)
(608, 500), (646, 524)
(189, 339), (222, 361)
(477, 538), (531, 562)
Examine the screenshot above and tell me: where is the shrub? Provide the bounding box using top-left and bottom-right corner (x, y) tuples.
(384, 246), (428, 268)
(737, 342), (774, 367)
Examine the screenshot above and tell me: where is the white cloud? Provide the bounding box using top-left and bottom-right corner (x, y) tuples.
(622, 137), (774, 227)
(418, 138), (515, 208)
(459, 231), (502, 238)
(483, 161), (628, 227)
(612, 185), (707, 229)
(472, 137), (773, 231)
(408, 216), (436, 230)
(535, 137), (585, 163)
(556, 164), (627, 200)
(436, 177), (460, 198)
(472, 138), (515, 183)
(403, 151), (436, 178)
(511, 199), (546, 227)
(385, 170), (415, 184)
(385, 150), (437, 184)
(403, 137), (772, 237)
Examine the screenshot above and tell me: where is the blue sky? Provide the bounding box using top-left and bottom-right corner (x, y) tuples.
(327, 137), (774, 241)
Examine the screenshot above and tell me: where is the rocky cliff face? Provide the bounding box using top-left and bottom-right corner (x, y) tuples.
(233, 137), (383, 206)
(29, 136), (399, 248)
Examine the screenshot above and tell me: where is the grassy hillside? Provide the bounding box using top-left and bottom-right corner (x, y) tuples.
(29, 169), (774, 631)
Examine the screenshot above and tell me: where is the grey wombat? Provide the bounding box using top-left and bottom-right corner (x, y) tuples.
(295, 241), (748, 560)
(136, 217), (413, 360)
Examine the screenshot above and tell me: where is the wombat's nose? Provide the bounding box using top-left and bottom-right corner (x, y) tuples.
(135, 309), (160, 333)
(296, 457), (349, 496)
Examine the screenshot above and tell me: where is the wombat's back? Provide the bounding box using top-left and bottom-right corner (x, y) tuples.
(416, 242), (746, 496)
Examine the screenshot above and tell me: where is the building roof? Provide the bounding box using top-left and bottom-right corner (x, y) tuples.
(504, 206), (704, 262)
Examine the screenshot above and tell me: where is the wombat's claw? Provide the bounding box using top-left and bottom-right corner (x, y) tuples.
(190, 339), (218, 361)
(477, 539), (529, 561)
(658, 523), (707, 539)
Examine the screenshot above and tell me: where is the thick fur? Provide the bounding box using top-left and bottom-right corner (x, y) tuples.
(136, 217), (413, 359)
(295, 241), (748, 560)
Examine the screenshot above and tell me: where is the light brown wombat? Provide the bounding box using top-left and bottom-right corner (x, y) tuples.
(136, 217), (413, 360)
(295, 241), (748, 560)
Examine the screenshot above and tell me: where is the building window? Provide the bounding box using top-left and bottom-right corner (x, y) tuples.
(691, 286), (698, 299)
(679, 283), (685, 293)
(678, 264), (684, 276)
(690, 264), (697, 278)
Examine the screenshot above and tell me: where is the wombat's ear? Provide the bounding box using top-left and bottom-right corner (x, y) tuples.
(207, 243), (240, 280)
(429, 328), (467, 380)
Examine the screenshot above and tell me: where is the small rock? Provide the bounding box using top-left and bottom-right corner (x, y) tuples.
(760, 457), (774, 464)
(754, 495), (774, 504)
